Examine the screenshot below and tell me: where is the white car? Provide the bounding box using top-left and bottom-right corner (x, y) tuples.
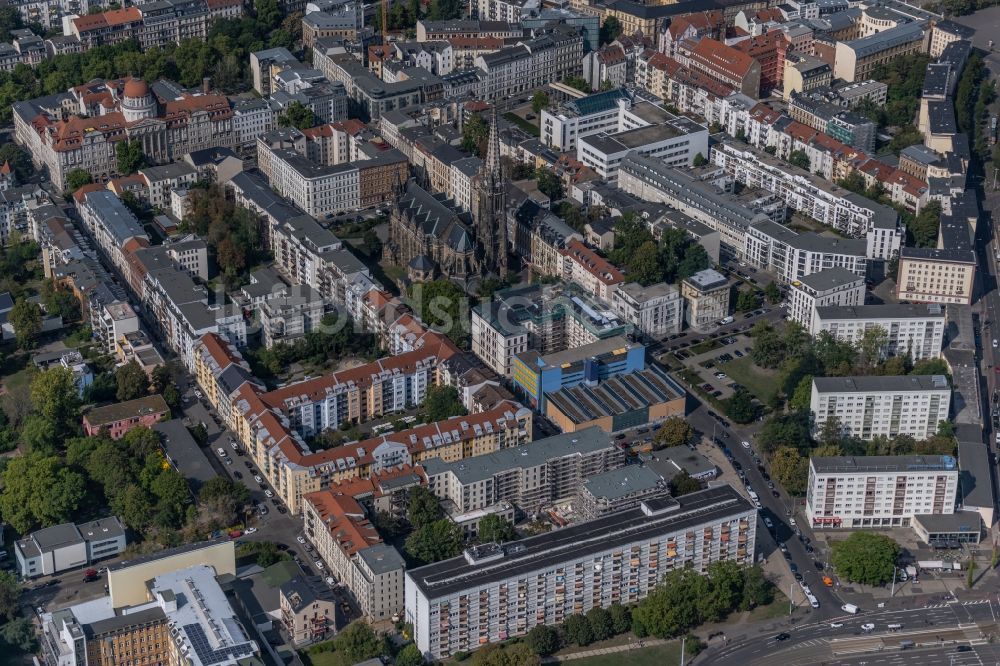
(763, 517), (773, 529)
(244, 527), (257, 534)
(315, 560), (325, 570)
(254, 475), (263, 483)
(741, 440), (751, 448)
(789, 517), (797, 526)
(264, 489), (274, 498)
(993, 339), (998, 348)
(326, 576), (336, 586)
(296, 536), (306, 544)
(830, 622), (844, 629)
(861, 623), (875, 632)
(216, 447), (226, 456)
(194, 388), (203, 399)
(230, 441), (238, 450)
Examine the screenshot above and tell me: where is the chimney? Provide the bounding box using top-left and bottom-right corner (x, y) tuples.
(202, 77), (211, 94)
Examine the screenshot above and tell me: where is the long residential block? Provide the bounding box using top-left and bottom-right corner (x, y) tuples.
(811, 304), (946, 360)
(810, 375), (951, 441)
(805, 454), (958, 529)
(405, 486), (756, 659)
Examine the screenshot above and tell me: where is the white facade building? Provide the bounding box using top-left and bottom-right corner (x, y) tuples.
(787, 267), (865, 331)
(577, 115), (708, 182)
(611, 281), (683, 338)
(810, 375), (951, 441)
(745, 220), (867, 284)
(257, 143), (360, 219)
(805, 454), (959, 529)
(812, 304), (946, 360)
(406, 486), (756, 659)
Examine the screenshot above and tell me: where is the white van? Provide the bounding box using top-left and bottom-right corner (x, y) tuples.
(841, 603), (859, 614)
(807, 594), (820, 608)
(720, 316), (734, 325)
(887, 624), (902, 631)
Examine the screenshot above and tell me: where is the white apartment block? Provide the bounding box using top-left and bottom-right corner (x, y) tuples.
(139, 162), (199, 210)
(787, 267), (865, 332)
(577, 115), (709, 182)
(812, 304), (945, 360)
(406, 486), (756, 659)
(258, 143), (360, 219)
(611, 282), (683, 338)
(541, 91), (679, 153)
(745, 221), (867, 285)
(810, 375), (951, 441)
(712, 142), (903, 257)
(805, 454), (959, 529)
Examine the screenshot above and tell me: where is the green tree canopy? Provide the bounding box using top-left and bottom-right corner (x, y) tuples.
(407, 486), (441, 529)
(770, 447), (808, 495)
(531, 90), (550, 114)
(788, 150), (810, 170)
(0, 453), (87, 533)
(115, 359), (150, 401)
(477, 513), (517, 544)
(831, 532), (901, 586)
(525, 624), (560, 656)
(65, 169), (93, 192)
(669, 470), (702, 497)
(9, 299), (41, 349)
(277, 101), (316, 130)
(563, 613), (593, 646)
(462, 112), (489, 157)
(414, 279), (468, 347)
(653, 417), (693, 449)
(725, 389), (758, 424)
(116, 138), (146, 175)
(404, 519), (463, 564)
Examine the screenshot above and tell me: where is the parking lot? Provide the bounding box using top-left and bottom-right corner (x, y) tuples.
(672, 333), (756, 401)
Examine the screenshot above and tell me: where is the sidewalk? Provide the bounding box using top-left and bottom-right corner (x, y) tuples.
(542, 638), (672, 663)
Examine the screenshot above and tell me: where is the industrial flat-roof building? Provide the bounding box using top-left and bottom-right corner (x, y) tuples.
(405, 486), (756, 659)
(15, 517), (127, 578)
(810, 375), (951, 441)
(805, 455), (959, 530)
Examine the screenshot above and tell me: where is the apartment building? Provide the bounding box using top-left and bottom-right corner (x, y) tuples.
(812, 304), (945, 360)
(259, 285), (327, 348)
(577, 466), (669, 520)
(610, 282), (683, 338)
(280, 577), (335, 646)
(559, 240), (625, 303)
(810, 375), (951, 441)
(805, 454), (959, 529)
(711, 142), (902, 253)
(928, 19), (974, 59)
(833, 22), (925, 82)
(422, 426), (624, 518)
(405, 486), (757, 659)
(303, 489), (406, 623)
(787, 267), (865, 331)
(897, 247), (976, 305)
(471, 283), (634, 377)
(618, 152), (768, 255)
(681, 268), (730, 332)
(744, 220), (867, 284)
(257, 144), (360, 219)
(685, 38), (762, 98)
(474, 26), (584, 101)
(541, 88), (670, 153)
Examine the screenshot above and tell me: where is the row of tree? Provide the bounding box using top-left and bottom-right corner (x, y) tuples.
(403, 486), (518, 566)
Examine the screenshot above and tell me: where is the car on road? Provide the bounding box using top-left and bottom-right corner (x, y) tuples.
(789, 517), (797, 526)
(315, 560), (325, 570)
(771, 489), (780, 498)
(297, 536), (306, 544)
(789, 562), (798, 573)
(264, 489), (274, 498)
(326, 577), (336, 586)
(763, 517), (773, 529)
(823, 576), (834, 587)
(230, 441), (238, 450)
(830, 622), (843, 628)
(860, 623), (875, 633)
(993, 339), (998, 348)
(254, 475), (262, 483)
(233, 471), (242, 479)
(216, 447), (226, 456)
(741, 440), (751, 448)
(734, 349), (744, 357)
(245, 527), (257, 534)
(957, 646), (973, 652)
(194, 389), (203, 399)
(774, 633), (790, 642)
(793, 572), (803, 581)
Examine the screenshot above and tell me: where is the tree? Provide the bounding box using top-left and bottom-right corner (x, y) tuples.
(692, 152), (708, 167)
(531, 90), (550, 114)
(31, 367), (80, 433)
(627, 241), (663, 286)
(562, 76), (590, 93)
(669, 470), (702, 496)
(277, 101), (316, 130)
(0, 454), (87, 533)
(764, 282), (781, 304)
(462, 112), (489, 157)
(751, 322), (785, 369)
(587, 607), (614, 642)
(889, 125), (924, 155)
(9, 299), (41, 349)
(789, 375), (813, 411)
(632, 568), (707, 639)
(788, 150), (810, 170)
(735, 289), (760, 312)
(199, 476), (250, 515)
(20, 415), (60, 456)
(362, 228), (382, 257)
(653, 417), (693, 449)
(414, 279), (468, 347)
(563, 613), (593, 646)
(0, 617), (37, 654)
(396, 644), (425, 666)
(421, 385), (467, 422)
(599, 15), (622, 45)
(857, 325), (888, 369)
(608, 602), (631, 634)
(725, 389), (758, 424)
(65, 168), (94, 192)
(116, 138), (145, 175)
(41, 279), (80, 321)
(740, 566), (774, 610)
(407, 486), (441, 529)
(701, 561), (744, 621)
(757, 410), (812, 455)
(770, 447), (808, 495)
(477, 514), (516, 544)
(536, 169), (564, 200)
(471, 643), (540, 666)
(115, 359), (150, 401)
(830, 532), (901, 586)
(911, 357), (950, 376)
(405, 519), (463, 564)
(0, 570), (21, 622)
(909, 200), (941, 248)
(525, 624), (560, 656)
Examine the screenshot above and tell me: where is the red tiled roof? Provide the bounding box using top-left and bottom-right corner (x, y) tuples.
(72, 7), (141, 32)
(560, 240), (625, 286)
(690, 38), (756, 79)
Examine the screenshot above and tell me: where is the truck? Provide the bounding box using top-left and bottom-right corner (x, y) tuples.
(720, 316), (734, 325)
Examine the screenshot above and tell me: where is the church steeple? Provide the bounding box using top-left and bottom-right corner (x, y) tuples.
(476, 105), (508, 280)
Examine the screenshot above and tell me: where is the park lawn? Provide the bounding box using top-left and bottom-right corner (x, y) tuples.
(571, 640), (682, 666)
(719, 355), (778, 406)
(503, 112), (541, 137)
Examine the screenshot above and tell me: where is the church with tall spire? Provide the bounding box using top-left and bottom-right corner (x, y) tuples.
(473, 105), (509, 281)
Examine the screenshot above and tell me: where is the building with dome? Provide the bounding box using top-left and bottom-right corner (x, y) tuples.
(12, 77), (237, 191)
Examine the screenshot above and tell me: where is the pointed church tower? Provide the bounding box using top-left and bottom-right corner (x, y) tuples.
(475, 105), (508, 280)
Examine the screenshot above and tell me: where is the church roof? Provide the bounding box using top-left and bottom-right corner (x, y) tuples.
(398, 181), (475, 255)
